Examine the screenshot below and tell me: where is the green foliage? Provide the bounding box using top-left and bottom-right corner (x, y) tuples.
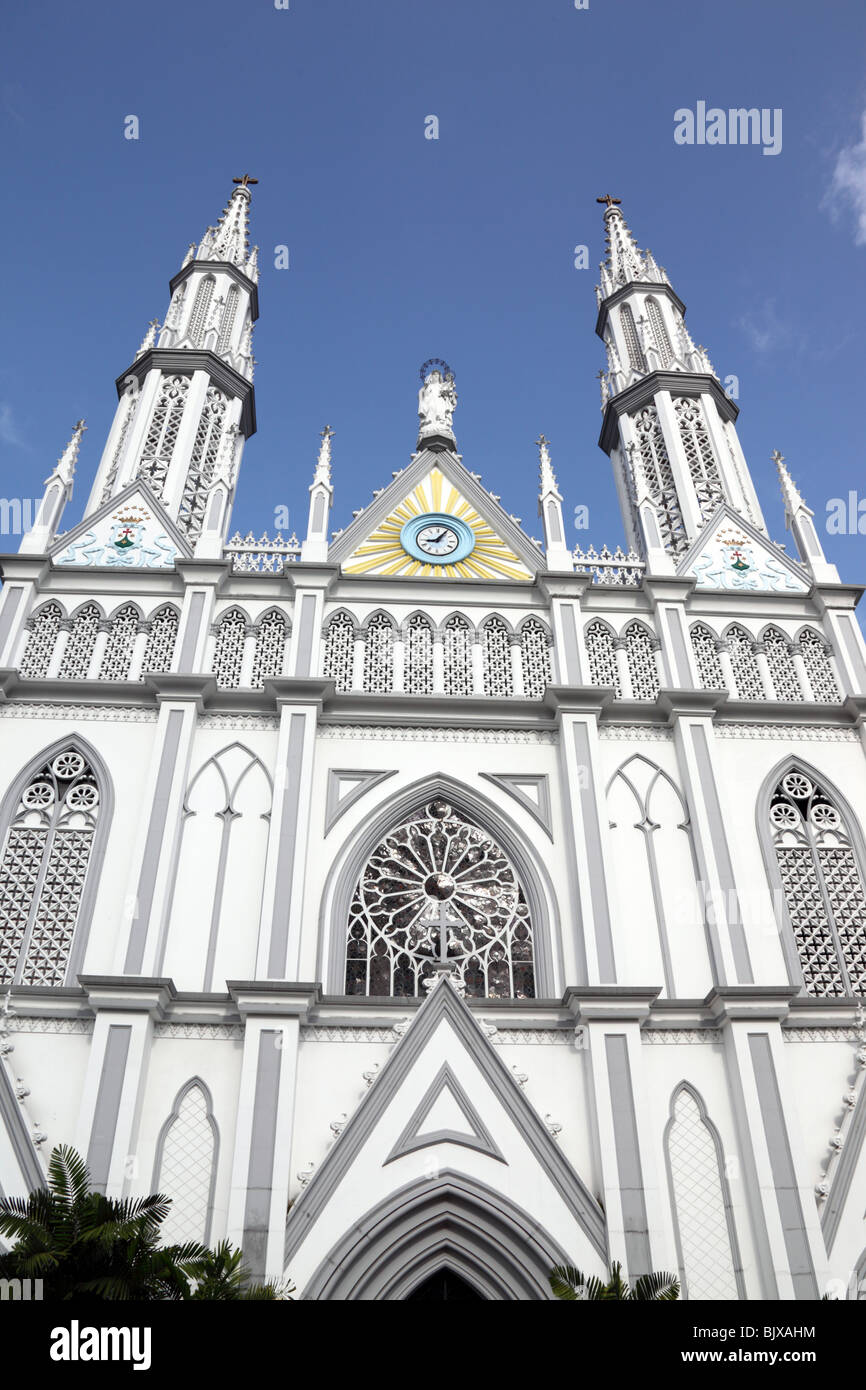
(549, 1258), (679, 1301)
(0, 1144), (292, 1301)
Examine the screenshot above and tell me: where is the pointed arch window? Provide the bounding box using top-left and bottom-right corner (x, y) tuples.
(631, 404), (687, 555)
(585, 620), (621, 695)
(665, 1085), (740, 1300)
(520, 618), (552, 700)
(217, 285), (239, 355)
(620, 304), (647, 373)
(799, 629), (840, 702)
(59, 604), (100, 680)
(674, 397), (725, 523)
(768, 769), (866, 997)
(154, 1081), (217, 1246)
(345, 798), (535, 999)
(726, 625), (763, 700)
(645, 297), (673, 368)
(443, 615), (471, 695)
(324, 612), (355, 692)
(690, 623), (725, 690)
(763, 627), (803, 702)
(141, 606), (179, 675)
(20, 603), (62, 679)
(251, 609), (287, 688)
(213, 609), (247, 689)
(405, 615), (433, 696)
(364, 614), (394, 694)
(482, 616), (513, 697)
(188, 276), (215, 347)
(140, 374), (189, 498)
(178, 386), (228, 542)
(99, 605), (139, 682)
(624, 622), (659, 700)
(0, 749), (102, 987)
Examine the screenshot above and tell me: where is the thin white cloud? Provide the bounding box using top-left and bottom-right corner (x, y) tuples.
(737, 298), (801, 356)
(0, 403), (25, 448)
(827, 111), (866, 246)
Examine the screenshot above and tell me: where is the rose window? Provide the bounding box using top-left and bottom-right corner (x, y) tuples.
(345, 800), (535, 999)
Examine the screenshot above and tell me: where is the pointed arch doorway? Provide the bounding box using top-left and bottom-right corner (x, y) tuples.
(405, 1269), (486, 1301)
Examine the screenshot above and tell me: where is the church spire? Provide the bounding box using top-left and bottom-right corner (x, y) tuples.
(773, 449), (839, 584)
(594, 195), (766, 569)
(19, 420), (86, 554)
(536, 435), (572, 571)
(82, 179), (260, 550)
(302, 426), (335, 562)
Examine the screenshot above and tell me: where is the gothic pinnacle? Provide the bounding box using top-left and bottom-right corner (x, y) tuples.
(50, 419), (86, 490)
(315, 425), (334, 484)
(773, 448), (810, 522)
(200, 177), (257, 271)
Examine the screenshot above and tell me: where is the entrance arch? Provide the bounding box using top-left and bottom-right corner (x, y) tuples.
(299, 1171), (569, 1301)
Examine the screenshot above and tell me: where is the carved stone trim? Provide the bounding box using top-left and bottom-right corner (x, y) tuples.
(0, 703), (159, 724)
(316, 725), (559, 744)
(641, 1029), (723, 1045)
(715, 724), (857, 742)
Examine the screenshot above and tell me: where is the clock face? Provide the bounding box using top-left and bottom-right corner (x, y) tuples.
(399, 512), (476, 565)
(417, 523), (460, 557)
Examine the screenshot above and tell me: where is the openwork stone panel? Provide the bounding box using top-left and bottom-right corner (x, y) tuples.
(620, 303), (647, 373)
(141, 606), (179, 675)
(631, 405), (687, 555)
(482, 617), (513, 697)
(404, 615), (433, 696)
(770, 769), (866, 996)
(187, 276), (215, 346)
(217, 284), (239, 355)
(20, 603), (62, 679)
(520, 618), (551, 700)
(140, 375), (189, 497)
(156, 1084), (215, 1246)
(59, 605), (100, 680)
(0, 749), (100, 987)
(799, 629), (840, 702)
(726, 626), (763, 701)
(251, 609), (287, 688)
(674, 396), (725, 524)
(667, 1087), (739, 1300)
(443, 615), (471, 695)
(363, 614), (394, 694)
(584, 620), (622, 695)
(763, 627), (802, 702)
(645, 297), (673, 367)
(178, 385), (227, 541)
(324, 613), (355, 692)
(345, 799), (534, 999)
(213, 609), (247, 689)
(99, 605), (139, 681)
(624, 622), (659, 700)
(690, 623), (725, 690)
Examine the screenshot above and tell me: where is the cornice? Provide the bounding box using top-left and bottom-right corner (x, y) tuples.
(704, 985), (798, 1024)
(0, 555), (50, 584)
(641, 576), (697, 603)
(168, 259), (259, 319)
(598, 371), (739, 454)
(116, 349), (256, 437)
(228, 980), (322, 1020)
(79, 975), (177, 1018)
(563, 985), (662, 1023)
(537, 573), (592, 602)
(810, 583), (865, 612)
(319, 689), (557, 729)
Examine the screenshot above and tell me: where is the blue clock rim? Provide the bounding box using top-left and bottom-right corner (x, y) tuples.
(399, 513), (476, 564)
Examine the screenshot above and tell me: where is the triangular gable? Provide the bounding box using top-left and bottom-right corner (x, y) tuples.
(330, 449), (543, 581)
(325, 768), (398, 834)
(385, 1061), (505, 1164)
(677, 504), (809, 594)
(285, 977), (606, 1275)
(52, 479), (191, 570)
(478, 773), (553, 839)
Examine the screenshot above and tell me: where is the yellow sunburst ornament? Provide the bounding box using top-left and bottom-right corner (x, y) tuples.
(342, 467), (534, 580)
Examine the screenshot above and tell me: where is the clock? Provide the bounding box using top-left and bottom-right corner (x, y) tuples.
(400, 513), (476, 565)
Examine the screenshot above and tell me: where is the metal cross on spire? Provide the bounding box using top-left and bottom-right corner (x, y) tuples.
(233, 174), (258, 189)
(596, 194), (621, 209)
(771, 449), (785, 466)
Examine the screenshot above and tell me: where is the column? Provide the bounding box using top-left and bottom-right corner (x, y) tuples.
(240, 624), (257, 687)
(130, 624), (150, 682)
(352, 633), (365, 690)
(46, 620), (72, 679)
(470, 635), (484, 695)
(432, 629), (445, 694)
(715, 639), (736, 695)
(510, 635), (525, 698)
(613, 638), (632, 699)
(90, 621), (111, 680)
(754, 642), (773, 700)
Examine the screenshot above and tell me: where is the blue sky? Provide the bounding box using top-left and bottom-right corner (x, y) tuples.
(2, 0), (866, 579)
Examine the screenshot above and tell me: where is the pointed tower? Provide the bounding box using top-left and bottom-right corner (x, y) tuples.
(774, 449), (839, 585)
(83, 177), (260, 551)
(20, 420), (86, 554)
(301, 426), (335, 562)
(594, 196), (764, 570)
(536, 435), (573, 571)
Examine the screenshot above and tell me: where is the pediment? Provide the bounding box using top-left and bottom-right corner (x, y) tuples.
(677, 505), (809, 593)
(51, 480), (191, 570)
(330, 450), (542, 581)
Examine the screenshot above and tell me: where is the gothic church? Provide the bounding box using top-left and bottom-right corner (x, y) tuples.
(1, 181), (865, 1300)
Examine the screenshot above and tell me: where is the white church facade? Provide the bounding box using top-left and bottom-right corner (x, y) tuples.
(0, 181), (865, 1300)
